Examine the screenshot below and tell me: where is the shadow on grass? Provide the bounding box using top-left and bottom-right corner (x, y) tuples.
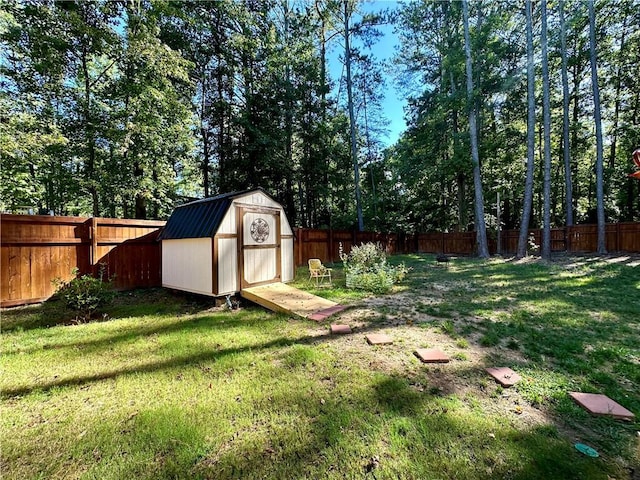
(189, 371), (611, 480)
(1, 288), (214, 333)
(76, 362), (607, 480)
(2, 317), (403, 399)
(3, 306), (276, 357)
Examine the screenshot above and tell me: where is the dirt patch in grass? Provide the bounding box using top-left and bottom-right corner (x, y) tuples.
(316, 291), (551, 431)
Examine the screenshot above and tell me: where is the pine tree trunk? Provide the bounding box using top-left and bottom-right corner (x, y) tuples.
(283, 0), (296, 226)
(343, 0), (364, 231)
(608, 6), (628, 169)
(588, 0), (606, 253)
(559, 0), (574, 226)
(517, 0), (536, 258)
(541, 0), (552, 259)
(200, 69), (210, 197)
(462, 0), (489, 258)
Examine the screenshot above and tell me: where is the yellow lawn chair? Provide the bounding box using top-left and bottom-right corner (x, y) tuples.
(308, 258), (332, 286)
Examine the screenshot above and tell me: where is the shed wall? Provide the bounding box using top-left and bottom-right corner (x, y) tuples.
(281, 238), (294, 282)
(216, 237), (238, 295)
(162, 238), (213, 295)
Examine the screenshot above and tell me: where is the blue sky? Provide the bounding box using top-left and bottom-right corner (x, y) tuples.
(327, 1), (407, 147)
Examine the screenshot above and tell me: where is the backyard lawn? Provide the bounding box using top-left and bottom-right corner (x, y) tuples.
(1, 254), (639, 479)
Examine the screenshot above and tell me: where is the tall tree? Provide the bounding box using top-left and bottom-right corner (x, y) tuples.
(540, 0), (552, 259)
(517, 0), (536, 258)
(588, 0), (606, 253)
(559, 0), (574, 226)
(343, 0), (364, 231)
(462, 0), (489, 258)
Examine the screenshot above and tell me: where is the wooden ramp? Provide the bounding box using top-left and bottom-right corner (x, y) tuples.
(241, 283), (347, 320)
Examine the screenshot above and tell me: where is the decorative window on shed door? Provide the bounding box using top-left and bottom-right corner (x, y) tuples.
(239, 208), (281, 288)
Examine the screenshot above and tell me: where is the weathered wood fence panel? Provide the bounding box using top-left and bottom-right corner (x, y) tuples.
(1, 214), (165, 307)
(616, 223), (640, 252)
(294, 223), (640, 266)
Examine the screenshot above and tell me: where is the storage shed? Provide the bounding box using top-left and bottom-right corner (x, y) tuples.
(160, 188), (295, 297)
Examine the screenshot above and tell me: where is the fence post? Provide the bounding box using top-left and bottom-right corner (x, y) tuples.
(85, 216), (99, 273)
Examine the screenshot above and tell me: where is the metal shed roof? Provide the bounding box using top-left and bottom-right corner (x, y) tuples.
(159, 188), (275, 240)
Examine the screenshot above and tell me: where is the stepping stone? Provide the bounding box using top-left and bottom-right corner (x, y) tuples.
(366, 333), (393, 345)
(330, 324), (352, 334)
(309, 305), (348, 321)
(569, 392), (635, 420)
(486, 367), (522, 387)
(414, 348), (450, 363)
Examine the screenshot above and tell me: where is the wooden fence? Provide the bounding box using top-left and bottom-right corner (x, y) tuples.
(294, 222), (640, 265)
(2, 214), (639, 306)
(1, 214), (165, 307)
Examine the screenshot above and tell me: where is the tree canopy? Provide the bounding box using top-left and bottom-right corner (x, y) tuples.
(2, 0), (638, 236)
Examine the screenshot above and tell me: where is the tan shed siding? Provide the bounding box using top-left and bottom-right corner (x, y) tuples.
(234, 191), (280, 210)
(233, 192), (292, 235)
(244, 248), (277, 284)
(281, 238), (294, 282)
(217, 237), (238, 295)
(162, 238), (213, 295)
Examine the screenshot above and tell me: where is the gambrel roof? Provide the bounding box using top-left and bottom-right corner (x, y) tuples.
(159, 188), (276, 240)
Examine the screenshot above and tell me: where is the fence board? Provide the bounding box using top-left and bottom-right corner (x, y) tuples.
(1, 214), (165, 306)
(619, 223), (640, 251)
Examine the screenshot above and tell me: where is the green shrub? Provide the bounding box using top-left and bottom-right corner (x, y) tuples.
(344, 242), (387, 271)
(340, 242), (410, 293)
(53, 266), (115, 322)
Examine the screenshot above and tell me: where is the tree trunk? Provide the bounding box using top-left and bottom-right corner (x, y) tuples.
(343, 0), (364, 231)
(462, 0), (489, 258)
(215, 8), (226, 194)
(588, 0), (606, 253)
(283, 0), (296, 226)
(201, 69), (211, 197)
(571, 52), (580, 203)
(134, 161), (146, 219)
(541, 0), (552, 259)
(559, 0), (574, 226)
(449, 67), (465, 230)
(81, 45), (99, 217)
(608, 7), (628, 169)
(517, 0), (536, 258)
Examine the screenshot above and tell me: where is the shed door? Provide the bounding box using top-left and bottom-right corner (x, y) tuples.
(238, 206), (281, 289)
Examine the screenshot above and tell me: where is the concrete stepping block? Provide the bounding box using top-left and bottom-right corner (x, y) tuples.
(366, 333), (393, 345)
(486, 367), (522, 387)
(569, 392), (635, 420)
(330, 324), (352, 334)
(414, 348), (450, 363)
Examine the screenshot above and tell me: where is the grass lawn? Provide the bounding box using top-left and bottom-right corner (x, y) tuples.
(1, 254), (639, 479)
